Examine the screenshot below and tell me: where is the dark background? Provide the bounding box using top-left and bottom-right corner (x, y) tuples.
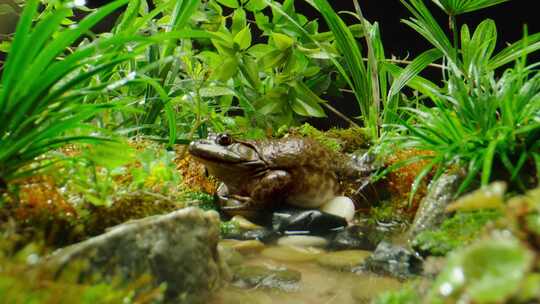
(1, 0), (538, 128)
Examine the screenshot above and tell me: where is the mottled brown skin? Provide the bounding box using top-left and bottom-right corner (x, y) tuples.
(188, 134), (368, 217)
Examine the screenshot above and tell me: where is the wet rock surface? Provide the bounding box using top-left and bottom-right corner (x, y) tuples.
(44, 208), (225, 303)
(316, 250), (371, 271)
(272, 209), (347, 235)
(260, 245), (324, 262)
(356, 241), (423, 279)
(277, 235), (329, 247)
(327, 224), (385, 250)
(231, 265), (301, 292)
(408, 173), (462, 239)
(226, 228), (280, 243)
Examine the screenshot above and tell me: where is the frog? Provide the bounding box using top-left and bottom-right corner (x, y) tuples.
(188, 133), (374, 218)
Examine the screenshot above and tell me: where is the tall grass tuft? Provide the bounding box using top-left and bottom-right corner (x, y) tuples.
(0, 0), (155, 184)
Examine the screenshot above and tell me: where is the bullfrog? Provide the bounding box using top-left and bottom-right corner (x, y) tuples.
(188, 133), (373, 218)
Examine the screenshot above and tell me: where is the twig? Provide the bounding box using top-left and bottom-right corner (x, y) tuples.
(322, 103), (362, 128)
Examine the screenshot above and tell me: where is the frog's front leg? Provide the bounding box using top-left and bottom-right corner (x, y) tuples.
(250, 170), (292, 207)
(217, 183), (253, 210)
(218, 171), (291, 217)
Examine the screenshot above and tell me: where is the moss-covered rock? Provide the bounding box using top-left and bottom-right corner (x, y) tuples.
(412, 210), (502, 256)
(44, 208), (226, 304)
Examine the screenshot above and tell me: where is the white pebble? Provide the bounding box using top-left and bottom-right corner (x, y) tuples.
(277, 235), (329, 247)
(320, 196), (355, 222)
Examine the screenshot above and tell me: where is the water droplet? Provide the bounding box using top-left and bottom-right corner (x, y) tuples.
(439, 282), (453, 296)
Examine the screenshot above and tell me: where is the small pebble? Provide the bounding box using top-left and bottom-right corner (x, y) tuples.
(277, 235), (329, 247)
(261, 245), (324, 262)
(231, 215), (263, 230)
(219, 239), (265, 255)
(316, 250), (371, 271)
(321, 196), (356, 222)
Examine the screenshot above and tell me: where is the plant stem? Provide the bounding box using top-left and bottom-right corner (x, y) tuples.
(322, 103), (362, 129)
(449, 14), (459, 62)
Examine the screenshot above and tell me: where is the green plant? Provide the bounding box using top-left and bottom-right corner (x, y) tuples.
(265, 0), (444, 140)
(382, 0), (540, 197)
(197, 0), (347, 129)
(103, 0), (345, 145)
(0, 0), (164, 185)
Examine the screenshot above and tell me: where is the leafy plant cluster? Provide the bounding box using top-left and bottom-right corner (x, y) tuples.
(0, 0), (538, 195)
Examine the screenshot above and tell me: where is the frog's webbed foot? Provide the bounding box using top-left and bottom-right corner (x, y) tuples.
(216, 184), (259, 217)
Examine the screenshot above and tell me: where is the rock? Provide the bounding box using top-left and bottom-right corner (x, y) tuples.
(222, 226), (279, 243)
(272, 209), (347, 235)
(356, 241), (423, 279)
(422, 256), (447, 278)
(277, 235), (328, 247)
(445, 181), (507, 212)
(218, 243), (244, 267)
(44, 208), (225, 303)
(316, 250), (371, 271)
(220, 239), (266, 255)
(231, 265), (301, 292)
(239, 228), (279, 243)
(261, 245), (324, 262)
(327, 225), (384, 251)
(320, 196), (356, 222)
(211, 288), (273, 304)
(350, 276), (403, 303)
(231, 215), (263, 230)
(408, 173), (462, 240)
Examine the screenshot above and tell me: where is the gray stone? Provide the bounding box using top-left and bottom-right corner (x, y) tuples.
(327, 224), (384, 251)
(356, 241), (423, 279)
(44, 208), (226, 303)
(231, 265), (301, 292)
(408, 173), (462, 240)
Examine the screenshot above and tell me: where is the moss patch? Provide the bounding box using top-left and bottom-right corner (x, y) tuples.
(412, 210), (502, 256)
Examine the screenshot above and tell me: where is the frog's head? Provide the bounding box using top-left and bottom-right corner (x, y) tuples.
(188, 133), (266, 181)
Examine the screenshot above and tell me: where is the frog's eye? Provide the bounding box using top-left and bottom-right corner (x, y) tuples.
(216, 133), (233, 146)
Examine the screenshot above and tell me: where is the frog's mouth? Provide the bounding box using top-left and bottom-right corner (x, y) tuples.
(188, 141), (263, 165)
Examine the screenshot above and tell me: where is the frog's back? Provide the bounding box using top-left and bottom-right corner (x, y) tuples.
(257, 137), (337, 170)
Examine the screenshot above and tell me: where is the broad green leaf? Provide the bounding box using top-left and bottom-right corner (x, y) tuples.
(259, 99), (284, 115)
(260, 49), (289, 69)
(212, 57), (239, 81)
(234, 26), (252, 50)
(239, 56), (261, 89)
(216, 0), (239, 8)
(272, 32), (294, 50)
(200, 86), (236, 97)
(245, 0), (267, 11)
(232, 8), (247, 35)
(291, 97), (326, 117)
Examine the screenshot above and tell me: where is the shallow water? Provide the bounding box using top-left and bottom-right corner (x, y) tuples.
(210, 247), (403, 304)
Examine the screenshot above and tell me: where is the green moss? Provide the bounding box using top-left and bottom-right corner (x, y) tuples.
(374, 284), (422, 304)
(412, 210), (502, 256)
(297, 123), (343, 151)
(220, 220), (240, 236)
(369, 201), (408, 224)
(186, 191), (219, 211)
